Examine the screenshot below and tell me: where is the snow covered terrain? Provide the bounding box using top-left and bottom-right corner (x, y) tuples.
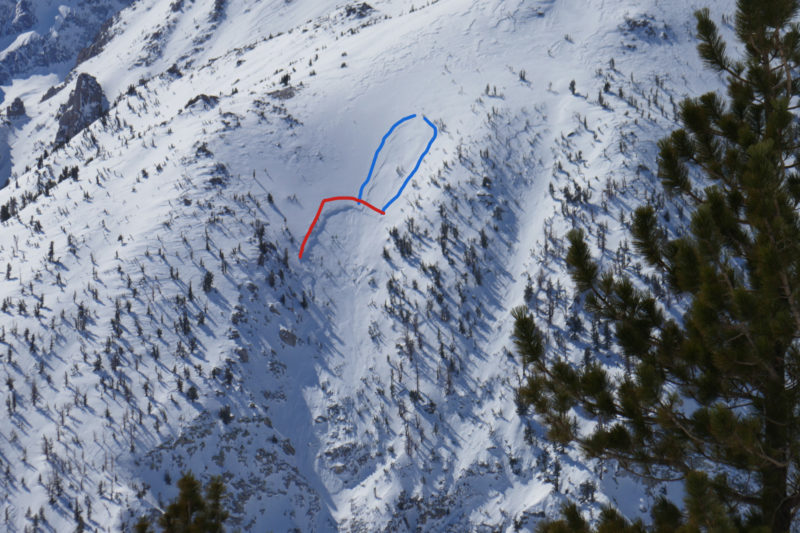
(0, 0), (735, 531)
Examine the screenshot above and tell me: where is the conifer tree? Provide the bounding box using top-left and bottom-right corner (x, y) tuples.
(136, 472), (229, 533)
(158, 472), (205, 532)
(134, 517), (153, 533)
(513, 2), (800, 530)
(202, 271), (214, 293)
(200, 476), (228, 533)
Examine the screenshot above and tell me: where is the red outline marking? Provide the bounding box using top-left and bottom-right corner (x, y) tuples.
(298, 196), (385, 259)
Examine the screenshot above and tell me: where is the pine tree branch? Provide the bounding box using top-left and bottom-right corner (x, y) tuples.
(686, 154), (727, 186)
(516, 7), (800, 516)
(583, 428), (762, 506)
(723, 65), (750, 88)
(714, 257), (761, 355)
(777, 32), (795, 99)
(755, 439), (791, 469)
(578, 443), (689, 481)
(604, 457), (686, 484)
(758, 194), (800, 352)
(775, 492), (800, 526)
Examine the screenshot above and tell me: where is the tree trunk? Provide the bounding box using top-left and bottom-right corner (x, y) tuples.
(762, 351), (789, 532)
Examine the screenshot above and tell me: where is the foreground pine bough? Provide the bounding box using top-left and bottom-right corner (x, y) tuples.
(514, 1), (800, 531)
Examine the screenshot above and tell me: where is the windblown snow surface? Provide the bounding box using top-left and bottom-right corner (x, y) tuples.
(0, 0), (737, 531)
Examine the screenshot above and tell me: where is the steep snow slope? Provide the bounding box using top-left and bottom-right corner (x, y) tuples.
(0, 0), (734, 531)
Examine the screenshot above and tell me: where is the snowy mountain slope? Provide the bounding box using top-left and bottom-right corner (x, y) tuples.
(0, 0), (133, 189)
(0, 0), (736, 531)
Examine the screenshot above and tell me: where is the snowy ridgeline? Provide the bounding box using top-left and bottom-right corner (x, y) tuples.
(0, 0), (730, 531)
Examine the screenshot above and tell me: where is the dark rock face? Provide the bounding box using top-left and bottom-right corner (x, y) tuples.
(40, 82), (66, 103)
(345, 2), (373, 18)
(210, 0), (225, 22)
(75, 16), (116, 66)
(184, 93), (219, 109)
(279, 327), (297, 346)
(55, 73), (108, 146)
(6, 97), (25, 118)
(10, 0), (36, 33)
(0, 1), (134, 81)
(0, 0), (15, 37)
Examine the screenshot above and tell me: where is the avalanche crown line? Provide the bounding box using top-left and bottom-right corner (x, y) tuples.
(298, 115), (438, 260)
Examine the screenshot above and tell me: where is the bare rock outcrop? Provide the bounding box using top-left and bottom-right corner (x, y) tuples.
(5, 97), (24, 118)
(10, 0), (36, 33)
(54, 73), (108, 146)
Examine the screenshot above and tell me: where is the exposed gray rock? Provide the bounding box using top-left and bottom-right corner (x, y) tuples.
(55, 73), (108, 146)
(345, 2), (373, 18)
(136, 412), (335, 531)
(0, 1), (133, 81)
(184, 93), (218, 109)
(10, 0), (36, 33)
(210, 0), (225, 22)
(0, 1), (15, 38)
(268, 86), (296, 100)
(40, 81), (68, 102)
(6, 97), (24, 118)
(75, 16), (117, 66)
(279, 327), (297, 346)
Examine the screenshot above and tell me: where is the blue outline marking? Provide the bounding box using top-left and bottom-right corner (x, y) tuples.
(381, 116), (438, 211)
(357, 114), (417, 200)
